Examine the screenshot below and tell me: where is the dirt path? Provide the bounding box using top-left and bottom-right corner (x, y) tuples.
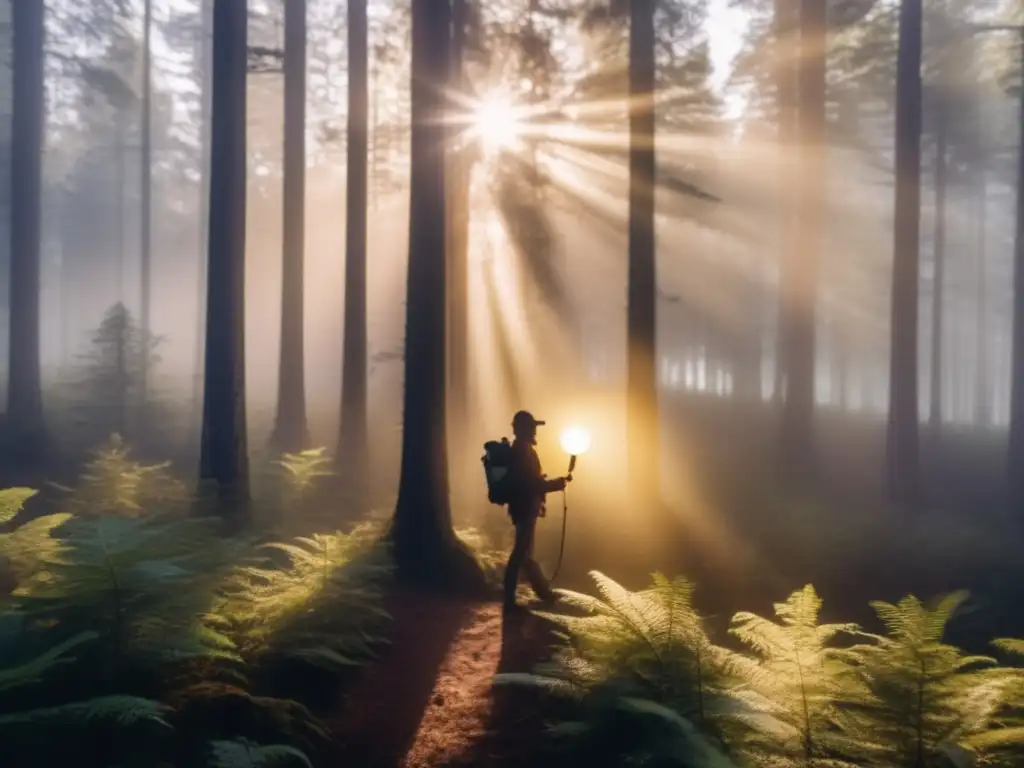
(329, 592), (559, 767)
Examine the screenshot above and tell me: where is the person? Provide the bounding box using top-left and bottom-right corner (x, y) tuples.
(503, 410), (572, 614)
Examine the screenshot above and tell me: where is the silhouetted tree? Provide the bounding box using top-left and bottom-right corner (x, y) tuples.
(6, 0), (47, 461)
(271, 0), (310, 453)
(627, 0), (660, 510)
(390, 0), (483, 589)
(199, 0), (250, 518)
(887, 0), (924, 505)
(1008, 31), (1024, 511)
(780, 0), (825, 467)
(337, 0), (369, 502)
(139, 0), (153, 425)
(930, 113), (947, 432)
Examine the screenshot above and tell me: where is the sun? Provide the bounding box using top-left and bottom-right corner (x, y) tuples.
(470, 94), (523, 155)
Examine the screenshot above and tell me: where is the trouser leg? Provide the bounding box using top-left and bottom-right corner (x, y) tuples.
(520, 516), (554, 600)
(503, 516), (532, 608)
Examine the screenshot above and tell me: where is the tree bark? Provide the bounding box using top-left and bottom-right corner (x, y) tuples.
(6, 0), (48, 461)
(886, 0), (924, 506)
(390, 0), (483, 591)
(192, 0), (212, 436)
(974, 163), (990, 427)
(781, 0), (825, 467)
(627, 0), (660, 512)
(929, 120), (946, 432)
(1007, 31), (1024, 511)
(337, 0), (370, 503)
(271, 0), (311, 453)
(199, 0), (250, 519)
(139, 0), (153, 429)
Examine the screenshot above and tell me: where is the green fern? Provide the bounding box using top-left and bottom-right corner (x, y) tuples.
(0, 512), (73, 585)
(207, 739), (312, 768)
(958, 638), (1024, 760)
(496, 571), (740, 764)
(51, 434), (189, 518)
(13, 515), (240, 670)
(0, 630), (98, 691)
(0, 487), (38, 526)
(0, 693), (170, 728)
(274, 448), (334, 506)
(728, 584), (863, 767)
(840, 592), (1008, 768)
(215, 530), (391, 673)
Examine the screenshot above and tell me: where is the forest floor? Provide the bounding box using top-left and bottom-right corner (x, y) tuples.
(328, 590), (561, 768)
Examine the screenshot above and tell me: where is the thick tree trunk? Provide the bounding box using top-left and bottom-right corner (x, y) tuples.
(390, 0), (483, 591)
(447, 0), (472, 499)
(139, 0), (153, 429)
(337, 0), (369, 503)
(886, 0), (923, 506)
(199, 0), (250, 519)
(627, 0), (660, 512)
(271, 0), (310, 453)
(6, 0), (47, 461)
(929, 122), (947, 432)
(1007, 32), (1024, 511)
(781, 0), (825, 467)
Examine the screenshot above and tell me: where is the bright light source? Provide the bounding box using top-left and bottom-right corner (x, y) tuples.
(471, 94), (521, 154)
(560, 426), (591, 457)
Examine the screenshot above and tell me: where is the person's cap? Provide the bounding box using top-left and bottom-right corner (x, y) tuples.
(512, 410), (545, 429)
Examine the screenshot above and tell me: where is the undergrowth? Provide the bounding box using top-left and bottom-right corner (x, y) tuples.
(0, 464), (392, 768)
(497, 571), (1024, 768)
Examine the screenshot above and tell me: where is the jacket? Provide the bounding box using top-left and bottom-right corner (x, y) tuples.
(506, 439), (566, 522)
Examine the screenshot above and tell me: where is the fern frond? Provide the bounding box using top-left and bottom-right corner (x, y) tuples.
(207, 739), (313, 768)
(0, 694), (170, 729)
(0, 488), (38, 526)
(0, 630), (98, 691)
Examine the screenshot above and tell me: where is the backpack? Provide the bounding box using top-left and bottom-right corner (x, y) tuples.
(482, 438), (514, 506)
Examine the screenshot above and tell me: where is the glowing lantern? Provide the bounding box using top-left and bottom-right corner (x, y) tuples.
(560, 426), (591, 474)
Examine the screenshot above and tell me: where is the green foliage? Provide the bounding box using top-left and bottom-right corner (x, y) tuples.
(728, 584), (864, 765)
(511, 572), (1024, 768)
(214, 530), (391, 674)
(838, 592), (1011, 767)
(52, 434), (190, 518)
(0, 631), (98, 692)
(0, 487), (38, 526)
(0, 694), (170, 729)
(207, 739), (313, 768)
(13, 515), (237, 670)
(496, 571), (741, 765)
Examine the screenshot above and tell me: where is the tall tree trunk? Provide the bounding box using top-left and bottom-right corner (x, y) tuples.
(337, 0), (369, 502)
(391, 0), (483, 590)
(199, 0), (249, 518)
(447, 0), (472, 502)
(1007, 31), (1024, 511)
(192, 0), (212, 436)
(886, 0), (924, 506)
(929, 120), (946, 432)
(781, 0), (825, 467)
(627, 0), (660, 511)
(974, 164), (990, 427)
(139, 0), (153, 429)
(271, 0), (310, 453)
(773, 0), (797, 405)
(6, 0), (47, 460)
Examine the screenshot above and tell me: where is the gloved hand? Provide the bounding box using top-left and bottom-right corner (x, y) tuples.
(566, 474), (573, 483)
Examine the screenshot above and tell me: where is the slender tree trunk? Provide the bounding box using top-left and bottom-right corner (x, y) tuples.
(192, 0), (212, 434)
(199, 0), (249, 518)
(115, 120), (126, 304)
(1006, 32), (1024, 511)
(271, 0), (310, 453)
(627, 0), (660, 512)
(974, 164), (990, 427)
(930, 121), (947, 431)
(6, 0), (47, 460)
(886, 0), (924, 506)
(781, 0), (825, 467)
(773, 0), (797, 405)
(139, 0), (153, 429)
(337, 0), (369, 502)
(391, 0), (483, 590)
